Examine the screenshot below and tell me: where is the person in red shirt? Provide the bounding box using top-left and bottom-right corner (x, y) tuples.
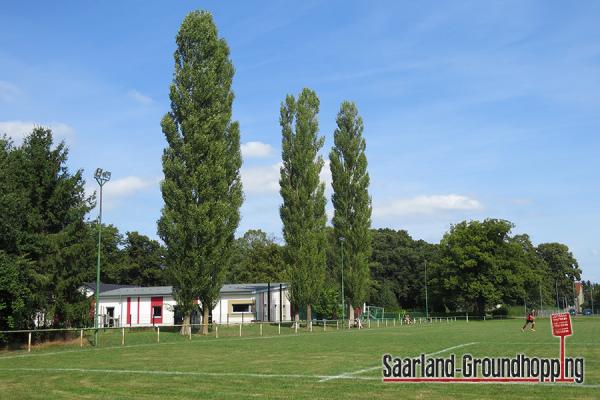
(522, 309), (536, 332)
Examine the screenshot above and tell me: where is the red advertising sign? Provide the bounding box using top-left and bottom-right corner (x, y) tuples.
(551, 313), (572, 337)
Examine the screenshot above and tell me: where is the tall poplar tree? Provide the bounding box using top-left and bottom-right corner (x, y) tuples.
(329, 102), (372, 322)
(279, 88), (327, 325)
(158, 11), (243, 335)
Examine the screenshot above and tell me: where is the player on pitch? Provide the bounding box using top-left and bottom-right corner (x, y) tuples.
(522, 309), (536, 332)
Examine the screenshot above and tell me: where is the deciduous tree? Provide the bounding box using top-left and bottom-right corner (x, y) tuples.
(330, 102), (372, 322)
(279, 88), (327, 326)
(159, 11), (243, 335)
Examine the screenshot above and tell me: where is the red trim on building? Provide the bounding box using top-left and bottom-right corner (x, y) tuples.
(151, 297), (163, 324)
(126, 297), (131, 325)
(137, 297), (140, 324)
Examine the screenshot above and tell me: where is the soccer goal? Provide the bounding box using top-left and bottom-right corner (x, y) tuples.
(363, 305), (385, 320)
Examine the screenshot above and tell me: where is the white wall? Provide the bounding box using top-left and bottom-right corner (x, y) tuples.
(98, 295), (176, 327)
(211, 288), (291, 324)
(98, 288), (291, 326)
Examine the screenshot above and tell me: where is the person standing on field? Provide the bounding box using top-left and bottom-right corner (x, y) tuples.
(522, 309), (536, 332)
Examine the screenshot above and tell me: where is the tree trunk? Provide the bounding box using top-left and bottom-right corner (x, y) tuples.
(348, 303), (354, 328)
(306, 304), (312, 330)
(202, 307), (209, 335)
(180, 314), (191, 336)
(476, 299), (485, 316)
(294, 311), (300, 329)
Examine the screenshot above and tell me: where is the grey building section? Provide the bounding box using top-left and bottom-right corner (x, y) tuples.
(94, 283), (288, 298)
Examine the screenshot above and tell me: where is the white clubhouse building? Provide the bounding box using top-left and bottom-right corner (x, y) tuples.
(83, 282), (291, 327)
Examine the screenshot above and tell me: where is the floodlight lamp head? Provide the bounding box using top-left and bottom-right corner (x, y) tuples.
(94, 168), (111, 185)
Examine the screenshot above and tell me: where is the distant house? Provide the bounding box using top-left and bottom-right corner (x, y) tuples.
(86, 282), (290, 327)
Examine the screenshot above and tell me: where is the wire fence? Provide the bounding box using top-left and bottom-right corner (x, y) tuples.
(5, 312), (596, 354)
(0, 316), (462, 354)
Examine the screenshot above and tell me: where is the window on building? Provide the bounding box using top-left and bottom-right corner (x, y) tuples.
(153, 306), (162, 318)
(232, 303), (252, 313)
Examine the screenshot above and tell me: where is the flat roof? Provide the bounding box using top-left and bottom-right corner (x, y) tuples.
(99, 283), (288, 298)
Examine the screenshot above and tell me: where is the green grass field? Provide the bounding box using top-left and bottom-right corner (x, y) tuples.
(0, 318), (599, 399)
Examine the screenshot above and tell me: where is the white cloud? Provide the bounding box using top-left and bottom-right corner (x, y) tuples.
(103, 176), (154, 199)
(128, 89), (153, 105)
(241, 159), (331, 195)
(0, 81), (21, 102)
(374, 194), (483, 217)
(241, 141), (274, 158)
(86, 176), (158, 211)
(320, 159), (332, 194)
(0, 120), (75, 143)
(241, 163), (281, 194)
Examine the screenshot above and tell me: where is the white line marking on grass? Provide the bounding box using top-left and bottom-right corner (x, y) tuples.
(1, 366), (599, 389)
(0, 328), (376, 360)
(0, 367), (331, 380)
(0, 323), (438, 361)
(319, 342), (478, 382)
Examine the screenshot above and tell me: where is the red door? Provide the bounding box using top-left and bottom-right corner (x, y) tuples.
(127, 297), (131, 325)
(151, 297), (163, 324)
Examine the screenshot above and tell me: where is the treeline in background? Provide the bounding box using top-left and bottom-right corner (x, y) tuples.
(0, 128), (590, 334)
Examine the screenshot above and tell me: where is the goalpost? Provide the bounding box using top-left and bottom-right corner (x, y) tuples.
(363, 305), (385, 320)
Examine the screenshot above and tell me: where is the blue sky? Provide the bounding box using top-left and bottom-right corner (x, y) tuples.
(1, 1), (599, 281)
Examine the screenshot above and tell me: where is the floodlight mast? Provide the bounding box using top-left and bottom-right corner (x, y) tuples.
(424, 260), (429, 319)
(94, 168), (110, 346)
(340, 237), (345, 322)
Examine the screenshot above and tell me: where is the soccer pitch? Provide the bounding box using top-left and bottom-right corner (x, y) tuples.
(0, 319), (598, 399)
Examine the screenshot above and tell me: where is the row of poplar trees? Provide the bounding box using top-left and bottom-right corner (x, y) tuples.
(160, 11), (372, 334)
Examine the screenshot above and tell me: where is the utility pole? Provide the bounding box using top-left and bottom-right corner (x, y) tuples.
(94, 168), (111, 346)
(555, 281), (560, 312)
(539, 282), (543, 316)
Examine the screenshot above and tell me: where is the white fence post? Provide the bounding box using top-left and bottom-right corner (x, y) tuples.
(157, 326), (160, 343)
(122, 328), (125, 346)
(28, 332), (31, 352)
(216, 325), (219, 339)
(377, 319), (379, 328)
(260, 323), (263, 336)
(323, 320), (326, 331)
(419, 318), (422, 324)
(80, 329), (83, 348)
(189, 325), (192, 340)
(278, 322), (281, 335)
(295, 322), (298, 334)
(385, 319), (388, 327)
(336, 320), (339, 330)
(466, 313), (469, 323)
(239, 323), (242, 337)
(368, 319), (371, 329)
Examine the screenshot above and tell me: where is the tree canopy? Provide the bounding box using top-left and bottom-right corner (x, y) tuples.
(279, 88), (327, 322)
(330, 101), (372, 319)
(158, 10), (243, 334)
